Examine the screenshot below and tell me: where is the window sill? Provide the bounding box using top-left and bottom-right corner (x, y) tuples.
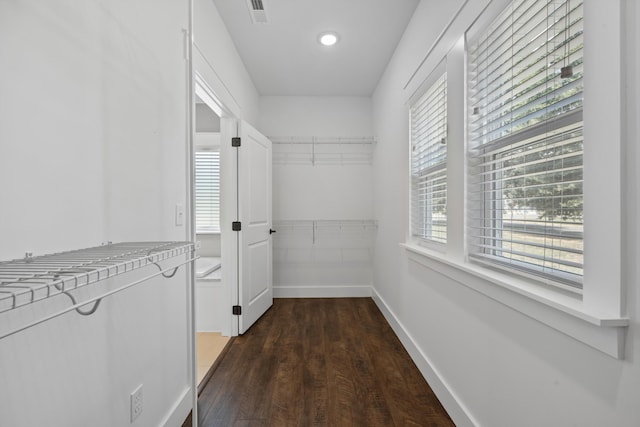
(196, 231), (221, 236)
(401, 243), (629, 359)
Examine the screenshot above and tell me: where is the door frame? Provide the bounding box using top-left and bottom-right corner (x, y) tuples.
(193, 82), (273, 338)
(220, 116), (240, 337)
(188, 39), (243, 426)
(193, 73), (238, 338)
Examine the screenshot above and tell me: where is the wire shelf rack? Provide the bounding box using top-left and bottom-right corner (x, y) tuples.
(272, 220), (377, 265)
(0, 242), (195, 338)
(270, 136), (376, 165)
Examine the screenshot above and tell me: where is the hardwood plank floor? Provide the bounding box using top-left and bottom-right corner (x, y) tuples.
(193, 298), (455, 427)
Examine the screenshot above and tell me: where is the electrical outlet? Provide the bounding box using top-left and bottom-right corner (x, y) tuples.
(130, 384), (143, 422)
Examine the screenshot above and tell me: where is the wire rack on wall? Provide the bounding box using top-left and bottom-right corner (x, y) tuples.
(270, 136), (376, 165)
(0, 241), (195, 339)
(272, 220), (377, 265)
(273, 220), (378, 244)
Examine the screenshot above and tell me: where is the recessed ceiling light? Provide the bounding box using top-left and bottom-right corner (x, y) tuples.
(319, 32), (339, 46)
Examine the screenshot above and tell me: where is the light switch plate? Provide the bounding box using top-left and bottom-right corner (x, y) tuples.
(175, 203), (184, 226)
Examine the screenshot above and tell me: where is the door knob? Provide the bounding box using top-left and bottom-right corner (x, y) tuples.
(269, 229), (277, 234)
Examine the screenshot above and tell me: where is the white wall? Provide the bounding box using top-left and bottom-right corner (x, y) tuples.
(0, 1), (192, 426)
(192, 0), (261, 337)
(259, 96), (375, 297)
(371, 1), (640, 426)
(0, 0), (261, 425)
(0, 1), (108, 259)
(197, 233), (221, 257)
(196, 103), (221, 132)
(259, 96), (373, 220)
(193, 0), (260, 124)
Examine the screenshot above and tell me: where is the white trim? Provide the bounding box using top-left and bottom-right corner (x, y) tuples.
(186, 2), (197, 425)
(465, 0), (512, 46)
(400, 0), (626, 360)
(273, 285), (372, 298)
(372, 289), (478, 427)
(402, 0), (498, 102)
(160, 386), (192, 427)
(195, 230), (221, 236)
(402, 243), (628, 358)
(196, 276), (222, 284)
(403, 0), (471, 90)
(582, 0), (623, 316)
(193, 49), (240, 118)
(220, 118), (239, 337)
(407, 57), (447, 107)
(195, 132), (221, 150)
(195, 72), (225, 118)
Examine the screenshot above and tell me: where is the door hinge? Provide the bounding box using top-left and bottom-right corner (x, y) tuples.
(232, 305), (242, 315)
(232, 137), (241, 147)
(232, 221), (241, 231)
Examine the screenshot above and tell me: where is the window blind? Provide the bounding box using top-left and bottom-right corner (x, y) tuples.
(467, 0), (584, 287)
(411, 73), (447, 244)
(195, 150), (220, 233)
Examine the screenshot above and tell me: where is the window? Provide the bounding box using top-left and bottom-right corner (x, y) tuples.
(467, 0), (584, 288)
(195, 149), (221, 233)
(411, 72), (448, 244)
(404, 0), (625, 358)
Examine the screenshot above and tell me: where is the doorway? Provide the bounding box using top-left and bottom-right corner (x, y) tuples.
(193, 94), (230, 387)
(190, 68), (274, 394)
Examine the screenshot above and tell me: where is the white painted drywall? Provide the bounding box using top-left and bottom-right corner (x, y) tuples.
(192, 0), (261, 338)
(0, 1), (107, 259)
(196, 103), (221, 132)
(193, 0), (260, 124)
(371, 0), (640, 426)
(0, 1), (191, 426)
(197, 234), (221, 257)
(0, 0), (260, 426)
(259, 96), (373, 220)
(259, 96), (375, 296)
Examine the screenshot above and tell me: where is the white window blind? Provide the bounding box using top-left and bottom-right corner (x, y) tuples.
(468, 0), (584, 287)
(195, 150), (220, 233)
(411, 72), (447, 244)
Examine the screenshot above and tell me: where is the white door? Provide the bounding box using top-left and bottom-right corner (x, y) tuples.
(237, 120), (273, 333)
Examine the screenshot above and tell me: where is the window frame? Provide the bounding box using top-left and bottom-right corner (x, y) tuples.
(409, 62), (448, 247)
(466, 0), (585, 290)
(402, 0), (627, 359)
(195, 134), (221, 234)
(469, 115), (584, 292)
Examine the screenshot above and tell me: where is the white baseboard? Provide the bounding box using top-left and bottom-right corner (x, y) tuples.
(372, 289), (479, 427)
(161, 386), (192, 427)
(273, 284), (372, 298)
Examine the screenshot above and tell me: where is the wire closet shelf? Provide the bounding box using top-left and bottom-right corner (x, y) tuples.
(272, 220), (378, 265)
(0, 241), (195, 339)
(270, 136), (376, 165)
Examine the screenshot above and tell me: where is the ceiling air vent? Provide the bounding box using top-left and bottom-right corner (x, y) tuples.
(246, 0), (269, 24)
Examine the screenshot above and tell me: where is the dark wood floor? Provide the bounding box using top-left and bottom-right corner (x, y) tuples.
(191, 298), (455, 427)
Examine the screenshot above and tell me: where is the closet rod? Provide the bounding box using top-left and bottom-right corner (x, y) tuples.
(0, 257), (195, 340)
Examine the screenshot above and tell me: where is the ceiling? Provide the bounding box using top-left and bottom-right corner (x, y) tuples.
(212, 0), (420, 96)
